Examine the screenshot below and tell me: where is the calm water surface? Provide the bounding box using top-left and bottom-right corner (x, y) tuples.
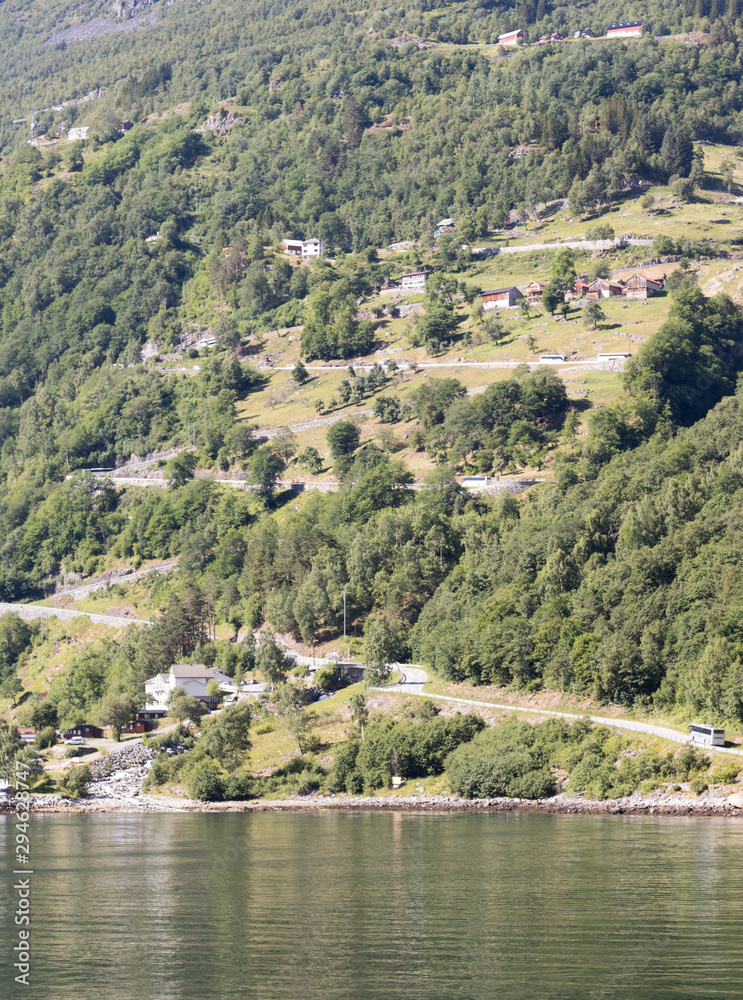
(1, 810), (741, 999)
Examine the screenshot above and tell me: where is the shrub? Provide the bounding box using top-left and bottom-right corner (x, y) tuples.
(709, 763), (740, 785)
(315, 666), (339, 692)
(690, 774), (708, 795)
(221, 774), (252, 800)
(35, 726), (57, 750)
(297, 772), (321, 795)
(446, 737), (555, 799)
(329, 713), (485, 792)
(63, 764), (92, 798)
(147, 753), (172, 787)
(185, 759), (224, 801)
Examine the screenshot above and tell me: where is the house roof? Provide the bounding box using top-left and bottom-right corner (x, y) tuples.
(525, 280), (546, 288)
(482, 286), (522, 296)
(303, 237), (322, 245)
(588, 278), (622, 288)
(607, 20), (645, 30)
(400, 270), (431, 278)
(144, 673), (169, 685)
(499, 29), (524, 37)
(170, 664), (218, 679)
(438, 218), (454, 227)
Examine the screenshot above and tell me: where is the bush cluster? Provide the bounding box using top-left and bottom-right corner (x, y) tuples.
(445, 717), (712, 801)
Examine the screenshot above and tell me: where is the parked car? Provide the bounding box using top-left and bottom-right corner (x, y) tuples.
(223, 698), (237, 707)
(64, 736), (85, 745)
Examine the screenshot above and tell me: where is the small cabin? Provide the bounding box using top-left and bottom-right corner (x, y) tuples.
(62, 724), (104, 740)
(121, 720), (156, 734)
(136, 709), (167, 721)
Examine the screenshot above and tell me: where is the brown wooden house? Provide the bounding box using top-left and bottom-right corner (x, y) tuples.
(623, 273), (665, 299)
(121, 720), (156, 734)
(524, 280), (546, 305)
(62, 724), (104, 740)
(586, 278), (624, 300)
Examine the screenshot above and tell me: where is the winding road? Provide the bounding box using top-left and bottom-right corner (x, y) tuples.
(378, 665), (743, 757)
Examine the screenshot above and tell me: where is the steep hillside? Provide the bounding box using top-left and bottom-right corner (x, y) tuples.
(4, 0), (743, 733)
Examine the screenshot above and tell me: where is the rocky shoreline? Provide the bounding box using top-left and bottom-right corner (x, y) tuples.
(3, 742), (742, 817)
(4, 777), (743, 818)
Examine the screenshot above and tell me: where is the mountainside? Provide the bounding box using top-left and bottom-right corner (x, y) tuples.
(4, 0), (743, 738)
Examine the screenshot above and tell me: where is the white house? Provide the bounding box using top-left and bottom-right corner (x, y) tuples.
(399, 270), (431, 290)
(498, 28), (527, 45)
(302, 237), (324, 257)
(282, 237), (324, 257)
(67, 126), (90, 141)
(144, 664), (232, 710)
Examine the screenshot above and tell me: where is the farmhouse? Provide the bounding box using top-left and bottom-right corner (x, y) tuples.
(302, 237), (324, 257)
(498, 28), (526, 45)
(144, 664), (231, 711)
(482, 286), (524, 310)
(524, 280), (546, 305)
(606, 20), (645, 38)
(67, 126), (90, 141)
(282, 238), (325, 258)
(62, 724), (104, 740)
(623, 273), (665, 299)
(399, 270), (431, 290)
(587, 277), (624, 299)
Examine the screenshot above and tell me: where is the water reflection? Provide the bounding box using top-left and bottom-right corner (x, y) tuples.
(1, 812), (742, 1000)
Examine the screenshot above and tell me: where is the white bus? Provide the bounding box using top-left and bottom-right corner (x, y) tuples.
(539, 354), (567, 363)
(689, 723), (725, 747)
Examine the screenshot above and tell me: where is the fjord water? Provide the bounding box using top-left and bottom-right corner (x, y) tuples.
(2, 812), (742, 999)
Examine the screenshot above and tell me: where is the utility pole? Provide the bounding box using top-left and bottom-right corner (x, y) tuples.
(343, 588), (346, 640)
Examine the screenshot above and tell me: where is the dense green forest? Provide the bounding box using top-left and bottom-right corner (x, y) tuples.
(5, 0), (743, 732)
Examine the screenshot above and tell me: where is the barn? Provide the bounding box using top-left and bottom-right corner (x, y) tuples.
(606, 20), (645, 38)
(498, 28), (527, 45)
(623, 273), (665, 299)
(482, 287), (524, 310)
